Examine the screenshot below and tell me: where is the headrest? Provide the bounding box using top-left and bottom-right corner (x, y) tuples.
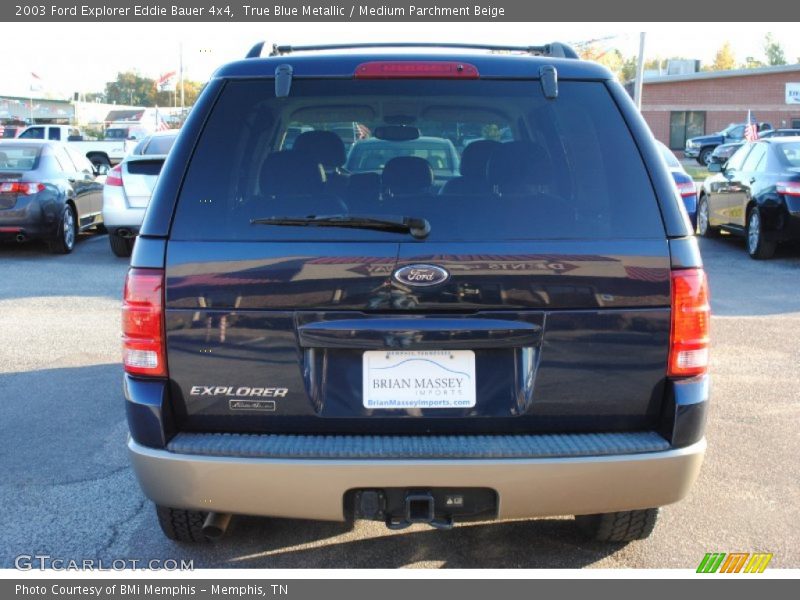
(382, 156), (434, 195)
(292, 130), (347, 169)
(260, 151), (326, 197)
(460, 139), (500, 179)
(487, 141), (553, 193)
(347, 172), (381, 192)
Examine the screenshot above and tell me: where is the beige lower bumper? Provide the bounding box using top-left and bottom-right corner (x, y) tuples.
(129, 437), (705, 521)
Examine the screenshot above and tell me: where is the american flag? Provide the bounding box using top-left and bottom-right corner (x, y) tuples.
(744, 110), (759, 142)
(355, 122), (371, 140)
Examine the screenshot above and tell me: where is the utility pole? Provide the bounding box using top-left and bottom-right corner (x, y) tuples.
(633, 32), (647, 111)
(179, 42), (185, 112)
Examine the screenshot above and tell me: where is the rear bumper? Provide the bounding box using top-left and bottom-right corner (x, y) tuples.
(128, 435), (705, 522)
(102, 186), (146, 231)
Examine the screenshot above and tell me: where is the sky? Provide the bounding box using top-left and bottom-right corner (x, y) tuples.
(1, 22), (799, 99)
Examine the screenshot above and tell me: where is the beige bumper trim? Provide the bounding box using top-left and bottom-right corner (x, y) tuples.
(129, 437), (705, 521)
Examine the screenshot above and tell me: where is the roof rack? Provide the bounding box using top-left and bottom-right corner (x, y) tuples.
(245, 42), (579, 60)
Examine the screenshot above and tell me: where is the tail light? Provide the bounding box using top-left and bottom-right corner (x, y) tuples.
(776, 182), (800, 197)
(0, 182), (45, 195)
(355, 61), (479, 79)
(105, 164), (124, 187)
(676, 181), (697, 199)
(668, 269), (710, 378)
(122, 268), (166, 377)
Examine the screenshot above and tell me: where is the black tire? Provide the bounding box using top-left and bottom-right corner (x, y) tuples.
(575, 508), (659, 542)
(47, 204), (77, 254)
(696, 196), (719, 237)
(697, 148), (713, 166)
(109, 234), (134, 258)
(746, 207), (777, 260)
(155, 505), (209, 543)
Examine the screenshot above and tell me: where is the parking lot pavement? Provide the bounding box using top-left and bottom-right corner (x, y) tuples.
(0, 232), (798, 569)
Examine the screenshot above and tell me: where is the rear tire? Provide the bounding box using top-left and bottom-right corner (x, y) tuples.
(746, 207), (776, 259)
(47, 204), (77, 254)
(575, 508), (659, 542)
(155, 505), (209, 543)
(696, 196), (719, 237)
(109, 234), (134, 258)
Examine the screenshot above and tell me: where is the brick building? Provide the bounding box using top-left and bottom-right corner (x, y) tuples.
(638, 64), (800, 153)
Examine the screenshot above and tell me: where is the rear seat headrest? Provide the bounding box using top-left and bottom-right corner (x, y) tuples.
(487, 141), (553, 193)
(260, 150), (326, 196)
(292, 130), (347, 169)
(382, 156), (434, 195)
(459, 139), (501, 180)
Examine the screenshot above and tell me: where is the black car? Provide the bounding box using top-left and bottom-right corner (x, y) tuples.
(709, 129), (800, 166)
(685, 122), (773, 166)
(0, 140), (104, 253)
(698, 138), (800, 258)
(124, 42), (708, 545)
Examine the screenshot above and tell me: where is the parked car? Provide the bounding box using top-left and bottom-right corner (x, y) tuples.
(1, 126), (23, 139)
(761, 128), (800, 139)
(697, 138), (800, 258)
(17, 124), (137, 169)
(656, 140), (697, 228)
(685, 121), (773, 166)
(346, 136), (460, 180)
(125, 42), (707, 545)
(103, 130), (179, 257)
(0, 140), (104, 253)
(710, 141), (744, 165)
(708, 129), (800, 166)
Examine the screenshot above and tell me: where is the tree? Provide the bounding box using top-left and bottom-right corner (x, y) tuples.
(105, 71), (156, 106)
(763, 33), (787, 66)
(710, 42), (736, 71)
(579, 46), (624, 81)
(621, 55), (638, 82)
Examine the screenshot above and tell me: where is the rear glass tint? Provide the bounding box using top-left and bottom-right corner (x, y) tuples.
(144, 134), (178, 155)
(172, 79), (664, 241)
(0, 144), (41, 170)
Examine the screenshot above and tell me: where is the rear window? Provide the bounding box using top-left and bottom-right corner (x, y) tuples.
(0, 144), (42, 170)
(172, 79), (665, 242)
(106, 128), (128, 140)
(777, 142), (800, 167)
(143, 134), (177, 155)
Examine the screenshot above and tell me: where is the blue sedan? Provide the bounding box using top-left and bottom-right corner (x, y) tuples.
(657, 140), (697, 230)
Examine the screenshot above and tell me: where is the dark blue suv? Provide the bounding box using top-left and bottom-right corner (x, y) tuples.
(123, 42), (709, 544)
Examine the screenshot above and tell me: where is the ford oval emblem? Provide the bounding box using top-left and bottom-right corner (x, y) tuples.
(393, 264), (450, 287)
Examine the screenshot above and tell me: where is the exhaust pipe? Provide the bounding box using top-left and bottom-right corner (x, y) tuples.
(15, 233), (26, 243)
(202, 512), (232, 540)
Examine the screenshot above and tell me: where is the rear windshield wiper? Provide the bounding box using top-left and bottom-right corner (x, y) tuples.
(250, 214), (431, 239)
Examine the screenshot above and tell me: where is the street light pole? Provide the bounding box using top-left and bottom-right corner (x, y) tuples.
(633, 32), (647, 111)
(179, 42), (184, 112)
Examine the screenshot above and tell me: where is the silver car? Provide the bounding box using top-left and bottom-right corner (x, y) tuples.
(102, 130), (178, 257)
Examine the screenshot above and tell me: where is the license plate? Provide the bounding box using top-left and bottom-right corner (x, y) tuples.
(362, 350), (476, 409)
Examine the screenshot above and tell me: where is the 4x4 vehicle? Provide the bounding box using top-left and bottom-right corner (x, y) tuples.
(125, 42), (709, 544)
(685, 121), (773, 166)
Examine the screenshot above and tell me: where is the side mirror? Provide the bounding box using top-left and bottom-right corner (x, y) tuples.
(94, 164), (109, 176)
(708, 162), (722, 173)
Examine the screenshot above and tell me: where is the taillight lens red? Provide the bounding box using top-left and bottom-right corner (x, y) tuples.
(105, 164), (124, 187)
(668, 269), (710, 378)
(122, 268), (166, 377)
(776, 181), (800, 197)
(676, 181), (696, 198)
(0, 182), (45, 195)
(355, 61), (479, 79)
